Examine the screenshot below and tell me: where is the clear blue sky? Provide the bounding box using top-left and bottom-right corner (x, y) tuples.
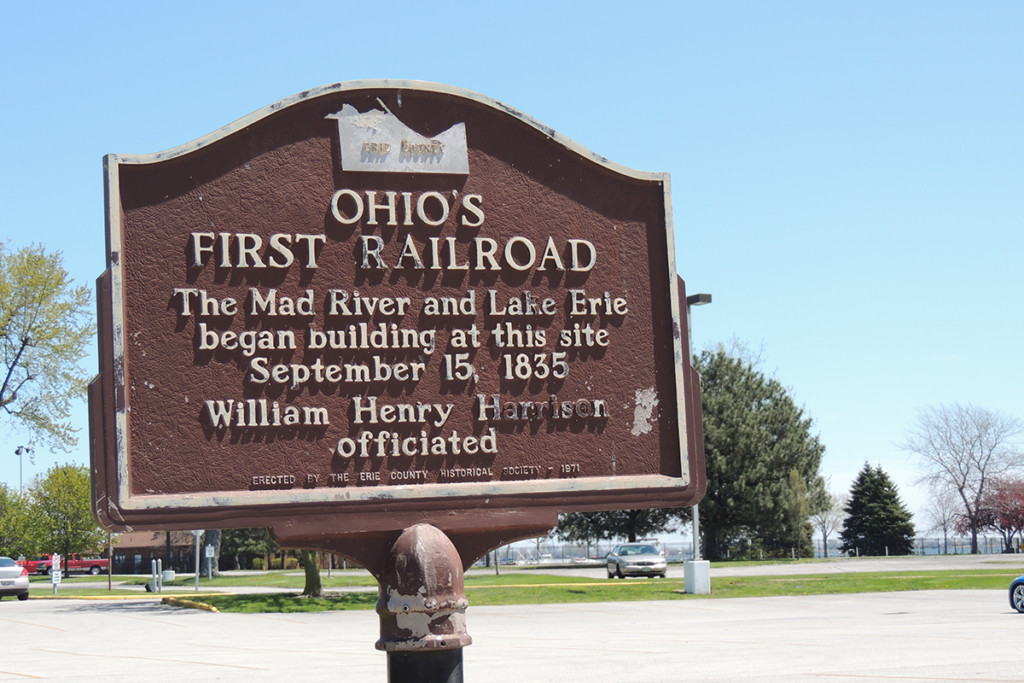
(2, 2), (1022, 529)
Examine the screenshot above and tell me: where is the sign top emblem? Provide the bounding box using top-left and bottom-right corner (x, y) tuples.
(326, 102), (469, 174)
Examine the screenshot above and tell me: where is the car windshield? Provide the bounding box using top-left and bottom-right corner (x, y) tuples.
(619, 545), (658, 556)
(0, 557), (16, 567)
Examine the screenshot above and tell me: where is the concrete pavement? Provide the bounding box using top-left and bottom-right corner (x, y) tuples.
(2, 588), (1022, 681)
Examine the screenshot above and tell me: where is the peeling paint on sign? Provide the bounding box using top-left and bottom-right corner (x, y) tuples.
(631, 387), (659, 436)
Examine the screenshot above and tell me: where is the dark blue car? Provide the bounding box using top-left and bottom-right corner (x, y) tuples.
(1010, 575), (1024, 613)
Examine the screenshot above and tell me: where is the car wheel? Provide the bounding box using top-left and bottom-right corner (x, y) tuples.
(615, 567), (624, 579)
(17, 592), (28, 601)
(607, 567), (615, 579)
(659, 573), (667, 579)
(90, 566), (101, 575)
(1011, 583), (1024, 613)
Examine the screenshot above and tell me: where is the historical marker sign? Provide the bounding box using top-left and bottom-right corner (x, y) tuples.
(90, 81), (704, 536)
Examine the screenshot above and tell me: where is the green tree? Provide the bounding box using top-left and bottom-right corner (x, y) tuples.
(221, 528), (279, 569)
(556, 509), (677, 546)
(777, 468), (815, 556)
(220, 528), (321, 594)
(0, 244), (93, 450)
(29, 464), (107, 557)
(0, 484), (38, 557)
(297, 550), (323, 597)
(695, 348), (826, 560)
(554, 512), (608, 551)
(839, 463), (915, 556)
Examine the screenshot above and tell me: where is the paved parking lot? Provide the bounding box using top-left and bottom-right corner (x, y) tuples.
(2, 588), (1022, 681)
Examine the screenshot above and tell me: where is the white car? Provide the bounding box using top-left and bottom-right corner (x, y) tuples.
(606, 544), (667, 579)
(0, 556), (30, 600)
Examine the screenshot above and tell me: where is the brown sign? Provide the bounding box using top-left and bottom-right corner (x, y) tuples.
(90, 81), (704, 535)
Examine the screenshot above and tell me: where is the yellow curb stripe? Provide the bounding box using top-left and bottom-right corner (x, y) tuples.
(30, 592), (235, 601)
(163, 597), (220, 612)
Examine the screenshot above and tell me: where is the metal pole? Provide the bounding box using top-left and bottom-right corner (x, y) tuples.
(377, 524), (470, 683)
(388, 651), (463, 683)
(685, 293), (711, 560)
(691, 504), (701, 560)
(194, 531), (202, 591)
(15, 446), (32, 492)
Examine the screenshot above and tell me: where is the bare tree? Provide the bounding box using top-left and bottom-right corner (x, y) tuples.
(809, 490), (846, 558)
(923, 485), (961, 554)
(904, 404), (1023, 554)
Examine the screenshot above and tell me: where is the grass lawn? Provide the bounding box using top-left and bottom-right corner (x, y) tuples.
(151, 567), (1020, 613)
(29, 564), (1021, 612)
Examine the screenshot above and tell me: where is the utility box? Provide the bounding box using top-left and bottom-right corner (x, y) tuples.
(684, 560), (711, 595)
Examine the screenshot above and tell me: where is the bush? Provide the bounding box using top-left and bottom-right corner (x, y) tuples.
(251, 557), (264, 570)
(268, 555), (299, 570)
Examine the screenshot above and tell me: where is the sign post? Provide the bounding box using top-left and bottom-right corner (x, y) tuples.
(90, 81), (704, 680)
(193, 530), (203, 591)
(50, 554), (61, 595)
(204, 544), (215, 581)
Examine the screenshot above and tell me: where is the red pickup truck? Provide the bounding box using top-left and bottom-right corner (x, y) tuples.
(25, 554), (109, 575)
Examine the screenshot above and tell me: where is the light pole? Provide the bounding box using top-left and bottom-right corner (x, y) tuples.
(684, 292), (711, 595)
(15, 446), (33, 492)
(685, 293), (711, 560)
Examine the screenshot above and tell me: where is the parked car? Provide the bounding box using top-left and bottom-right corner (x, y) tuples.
(19, 556), (49, 574)
(1010, 575), (1024, 613)
(0, 556), (30, 601)
(30, 554), (109, 575)
(606, 543), (667, 579)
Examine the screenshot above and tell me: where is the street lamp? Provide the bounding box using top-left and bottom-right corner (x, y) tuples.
(15, 446), (33, 492)
(686, 293), (712, 308)
(685, 293), (711, 561)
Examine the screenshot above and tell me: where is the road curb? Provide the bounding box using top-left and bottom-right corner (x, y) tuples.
(163, 596), (221, 612)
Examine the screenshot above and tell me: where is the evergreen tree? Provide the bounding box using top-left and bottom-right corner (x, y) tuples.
(695, 348), (826, 560)
(839, 463), (915, 556)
